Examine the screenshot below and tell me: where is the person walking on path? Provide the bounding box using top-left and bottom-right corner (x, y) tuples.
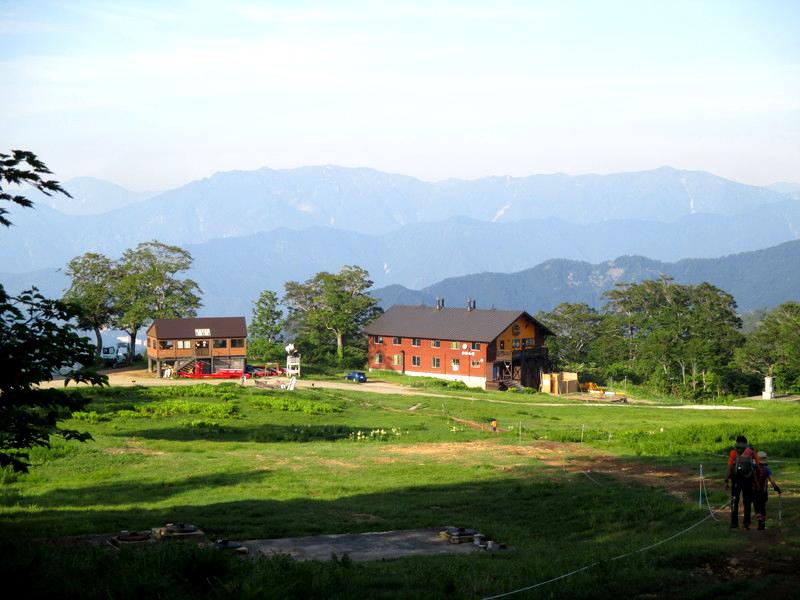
(753, 451), (782, 530)
(724, 435), (757, 529)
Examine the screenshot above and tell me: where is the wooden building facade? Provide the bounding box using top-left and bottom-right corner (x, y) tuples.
(364, 302), (553, 390)
(146, 317), (247, 376)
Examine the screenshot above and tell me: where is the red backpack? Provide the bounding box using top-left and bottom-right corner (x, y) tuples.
(753, 463), (770, 493)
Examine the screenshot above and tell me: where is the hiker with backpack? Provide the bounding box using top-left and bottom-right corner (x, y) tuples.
(724, 435), (757, 529)
(753, 451), (782, 530)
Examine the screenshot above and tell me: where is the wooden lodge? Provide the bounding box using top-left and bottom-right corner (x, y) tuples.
(146, 317), (247, 376)
(364, 301), (553, 390)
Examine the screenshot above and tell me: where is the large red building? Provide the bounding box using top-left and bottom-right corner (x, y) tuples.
(364, 302), (553, 389)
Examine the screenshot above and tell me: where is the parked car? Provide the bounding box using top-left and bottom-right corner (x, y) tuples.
(344, 371), (367, 383)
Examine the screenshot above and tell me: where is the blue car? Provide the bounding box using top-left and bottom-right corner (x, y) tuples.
(344, 371), (367, 383)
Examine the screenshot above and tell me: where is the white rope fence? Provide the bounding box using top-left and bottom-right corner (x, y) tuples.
(482, 467), (729, 600)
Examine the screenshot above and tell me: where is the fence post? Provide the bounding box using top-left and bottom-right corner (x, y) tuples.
(699, 464), (703, 508)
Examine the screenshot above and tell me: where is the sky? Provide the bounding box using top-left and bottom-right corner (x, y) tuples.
(1, 0), (799, 191)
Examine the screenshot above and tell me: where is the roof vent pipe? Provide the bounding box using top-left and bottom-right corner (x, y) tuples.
(435, 298), (444, 310)
(467, 299), (476, 311)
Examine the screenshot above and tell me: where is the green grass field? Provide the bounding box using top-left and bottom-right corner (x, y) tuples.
(1, 382), (799, 598)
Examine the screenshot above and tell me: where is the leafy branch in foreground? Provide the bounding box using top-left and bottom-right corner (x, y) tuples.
(0, 286), (107, 472)
(0, 149), (71, 227)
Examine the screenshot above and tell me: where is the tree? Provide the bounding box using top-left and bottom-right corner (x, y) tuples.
(249, 290), (284, 360)
(536, 303), (603, 368)
(283, 265), (381, 364)
(250, 290), (283, 342)
(603, 277), (743, 396)
(0, 149), (71, 227)
(736, 302), (800, 391)
(0, 151), (106, 472)
(63, 252), (115, 356)
(0, 288), (108, 472)
(112, 241), (202, 359)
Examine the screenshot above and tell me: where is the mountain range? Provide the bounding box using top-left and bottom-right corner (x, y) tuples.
(2, 165), (797, 274)
(23, 176), (156, 215)
(371, 239), (800, 314)
(1, 165), (798, 318)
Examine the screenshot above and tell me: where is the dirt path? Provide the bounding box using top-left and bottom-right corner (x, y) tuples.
(40, 371), (753, 411)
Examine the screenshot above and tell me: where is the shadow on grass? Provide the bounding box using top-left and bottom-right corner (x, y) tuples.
(18, 470), (269, 508)
(107, 423), (374, 443)
(0, 471), (764, 600)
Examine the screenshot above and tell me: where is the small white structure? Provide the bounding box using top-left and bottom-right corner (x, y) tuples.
(285, 343), (301, 378)
(762, 376), (775, 400)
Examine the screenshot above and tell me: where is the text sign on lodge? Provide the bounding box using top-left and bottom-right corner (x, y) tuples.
(195, 328), (211, 337)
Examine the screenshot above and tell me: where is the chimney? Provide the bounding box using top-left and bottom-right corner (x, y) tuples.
(467, 299), (476, 311)
(435, 298), (444, 310)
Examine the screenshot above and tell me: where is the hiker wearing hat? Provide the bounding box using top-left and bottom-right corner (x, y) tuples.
(753, 451), (782, 531)
(724, 435), (757, 529)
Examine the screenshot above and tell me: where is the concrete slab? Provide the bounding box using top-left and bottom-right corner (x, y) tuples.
(241, 528), (478, 561)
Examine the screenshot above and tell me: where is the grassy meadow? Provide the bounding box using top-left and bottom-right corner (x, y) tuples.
(1, 382), (799, 598)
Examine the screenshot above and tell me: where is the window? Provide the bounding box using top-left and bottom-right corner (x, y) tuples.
(158, 340), (173, 350)
(393, 336), (402, 345)
(374, 352), (383, 364)
(374, 335), (383, 344)
(471, 360), (482, 369)
(451, 358), (460, 371)
(231, 339), (245, 348)
(411, 356), (421, 367)
(431, 356), (441, 368)
(471, 342), (481, 350)
(213, 339), (227, 348)
(411, 338), (421, 347)
(177, 340), (191, 349)
(512, 338), (520, 349)
(450, 341), (460, 349)
(392, 354), (402, 366)
(195, 340), (209, 348)
(431, 339), (440, 348)
(499, 340), (505, 350)
(523, 337), (534, 348)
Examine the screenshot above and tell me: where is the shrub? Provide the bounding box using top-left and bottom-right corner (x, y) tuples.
(70, 411), (112, 423)
(179, 419), (225, 432)
(250, 395), (343, 415)
(116, 400), (239, 419)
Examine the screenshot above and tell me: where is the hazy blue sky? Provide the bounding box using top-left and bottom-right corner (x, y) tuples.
(2, 0), (798, 190)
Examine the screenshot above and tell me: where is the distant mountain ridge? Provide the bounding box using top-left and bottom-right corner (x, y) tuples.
(23, 176), (156, 215)
(371, 240), (800, 314)
(4, 239), (798, 319)
(0, 165), (793, 274)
